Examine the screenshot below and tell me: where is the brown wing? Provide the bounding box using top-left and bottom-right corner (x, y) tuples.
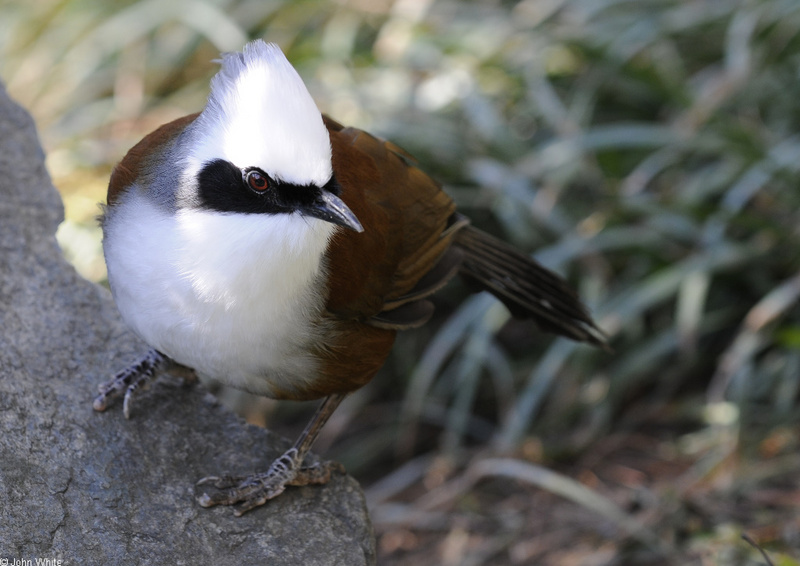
(321, 117), (605, 349)
(323, 116), (462, 329)
(309, 117), (465, 399)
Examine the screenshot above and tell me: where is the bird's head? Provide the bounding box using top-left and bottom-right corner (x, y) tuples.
(175, 40), (362, 233)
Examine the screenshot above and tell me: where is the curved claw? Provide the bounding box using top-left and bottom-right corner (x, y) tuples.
(196, 481), (284, 515)
(92, 349), (167, 418)
(92, 394), (110, 412)
(195, 452), (345, 515)
(196, 474), (249, 490)
(196, 395), (349, 516)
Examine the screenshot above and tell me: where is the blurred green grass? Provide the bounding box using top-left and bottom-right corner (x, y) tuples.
(3, 0), (800, 559)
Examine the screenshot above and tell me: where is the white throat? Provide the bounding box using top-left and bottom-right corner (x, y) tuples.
(103, 190), (336, 396)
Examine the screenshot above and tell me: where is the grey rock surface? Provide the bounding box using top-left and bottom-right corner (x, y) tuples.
(0, 83), (376, 565)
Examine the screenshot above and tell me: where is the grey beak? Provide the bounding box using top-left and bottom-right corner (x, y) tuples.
(305, 191), (364, 233)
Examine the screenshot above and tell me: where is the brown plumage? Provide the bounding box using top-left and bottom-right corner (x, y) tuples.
(313, 116), (604, 398)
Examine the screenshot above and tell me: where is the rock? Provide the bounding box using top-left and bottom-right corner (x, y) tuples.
(0, 82), (376, 565)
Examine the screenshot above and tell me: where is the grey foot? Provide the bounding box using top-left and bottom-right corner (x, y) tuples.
(196, 448), (346, 516)
(93, 349), (188, 418)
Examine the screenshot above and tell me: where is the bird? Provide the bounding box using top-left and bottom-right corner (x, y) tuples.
(93, 39), (606, 516)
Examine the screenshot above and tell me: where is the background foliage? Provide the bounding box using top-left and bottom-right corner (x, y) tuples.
(3, 0), (800, 563)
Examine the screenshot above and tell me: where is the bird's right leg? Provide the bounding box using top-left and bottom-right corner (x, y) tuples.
(93, 349), (195, 419)
(196, 393), (347, 515)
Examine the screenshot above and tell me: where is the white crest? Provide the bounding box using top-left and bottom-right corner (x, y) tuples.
(184, 40), (332, 187)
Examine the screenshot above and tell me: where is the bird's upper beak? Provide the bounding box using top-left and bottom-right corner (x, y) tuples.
(303, 190), (364, 233)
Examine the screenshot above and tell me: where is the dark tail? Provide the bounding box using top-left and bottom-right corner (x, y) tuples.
(453, 224), (607, 348)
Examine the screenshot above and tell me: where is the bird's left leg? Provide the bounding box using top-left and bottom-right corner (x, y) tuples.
(196, 393), (347, 516)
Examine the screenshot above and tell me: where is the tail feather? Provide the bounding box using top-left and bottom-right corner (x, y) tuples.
(453, 224), (607, 347)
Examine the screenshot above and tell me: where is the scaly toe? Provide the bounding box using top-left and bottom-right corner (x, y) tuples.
(195, 445), (346, 516)
(233, 495), (270, 517)
(195, 474), (286, 513)
(197, 489), (243, 508)
(93, 349), (167, 417)
(196, 474), (250, 490)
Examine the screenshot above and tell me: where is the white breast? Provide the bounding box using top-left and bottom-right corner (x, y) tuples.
(102, 189), (336, 397)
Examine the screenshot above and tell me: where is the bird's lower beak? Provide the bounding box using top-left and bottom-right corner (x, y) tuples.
(304, 191), (364, 233)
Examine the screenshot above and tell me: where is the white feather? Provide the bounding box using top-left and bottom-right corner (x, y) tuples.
(104, 188), (336, 397)
(183, 40), (332, 189)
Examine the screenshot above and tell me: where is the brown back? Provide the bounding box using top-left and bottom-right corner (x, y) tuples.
(323, 117), (459, 326)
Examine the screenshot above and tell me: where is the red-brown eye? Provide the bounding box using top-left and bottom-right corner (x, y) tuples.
(246, 170), (269, 192)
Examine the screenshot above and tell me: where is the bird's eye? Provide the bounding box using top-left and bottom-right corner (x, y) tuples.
(245, 170), (269, 192)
